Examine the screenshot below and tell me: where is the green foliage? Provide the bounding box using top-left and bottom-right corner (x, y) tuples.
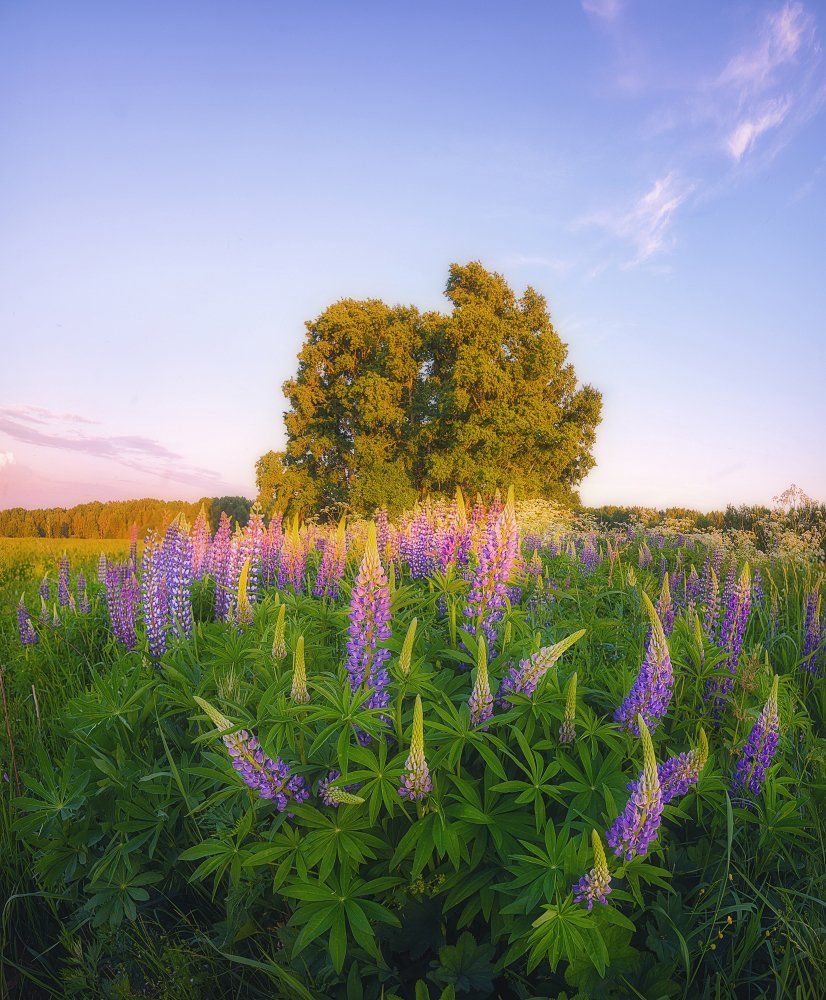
(272, 263), (602, 517)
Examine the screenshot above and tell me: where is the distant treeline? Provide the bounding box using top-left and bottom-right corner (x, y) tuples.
(0, 496), (252, 539)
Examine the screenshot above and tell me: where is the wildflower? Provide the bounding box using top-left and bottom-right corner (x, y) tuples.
(702, 565), (720, 639)
(141, 532), (168, 660)
(211, 513), (234, 621)
(399, 695), (432, 800)
(658, 728), (709, 804)
(38, 576), (49, 603)
(272, 603), (287, 661)
(498, 630), (586, 707)
(195, 697), (308, 810)
(615, 592), (673, 734)
(314, 518), (347, 599)
(235, 559), (254, 628)
(262, 513), (283, 586)
(464, 487), (519, 647)
(801, 590), (822, 674)
(607, 714), (663, 861)
(318, 769), (364, 807)
(573, 830), (612, 909)
(290, 635), (310, 704)
(97, 552), (108, 583)
(191, 505), (211, 580)
(57, 554), (70, 607)
(240, 506), (266, 604)
(706, 563), (751, 709)
(17, 597), (38, 646)
(345, 523), (391, 713)
(398, 617), (417, 677)
(656, 573), (675, 635)
(76, 571), (91, 614)
(105, 563), (138, 650)
(559, 671), (577, 745)
(162, 519), (194, 640)
(731, 676), (780, 797)
(278, 517), (307, 592)
(468, 635), (493, 728)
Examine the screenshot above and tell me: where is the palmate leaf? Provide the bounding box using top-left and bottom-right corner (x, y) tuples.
(527, 895), (609, 976)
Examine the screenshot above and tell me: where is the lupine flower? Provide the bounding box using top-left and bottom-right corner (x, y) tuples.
(240, 506), (266, 605)
(163, 519), (194, 639)
(318, 770), (364, 807)
(572, 830), (612, 909)
(464, 487), (519, 647)
(345, 524), (391, 713)
(57, 555), (70, 607)
(194, 697), (308, 810)
(141, 532), (168, 660)
(398, 617), (417, 677)
(97, 552), (107, 583)
(706, 563), (751, 709)
(627, 566), (637, 588)
(399, 695), (432, 800)
(128, 523), (138, 571)
(607, 714), (663, 861)
(638, 541), (652, 569)
(39, 595), (50, 625)
(272, 603), (287, 661)
(17, 597), (38, 646)
(499, 630), (586, 707)
(314, 518), (347, 599)
(559, 671), (577, 745)
(290, 635), (310, 704)
(105, 564), (138, 650)
(468, 635), (493, 728)
(615, 592), (673, 734)
(38, 576), (49, 603)
(731, 676), (780, 797)
(235, 559), (254, 628)
(262, 513), (283, 586)
(191, 505), (211, 580)
(375, 508), (390, 563)
(656, 573), (675, 635)
(702, 565), (720, 639)
(801, 590), (822, 674)
(76, 571), (91, 614)
(658, 727), (709, 805)
(752, 569), (764, 607)
(211, 513), (234, 621)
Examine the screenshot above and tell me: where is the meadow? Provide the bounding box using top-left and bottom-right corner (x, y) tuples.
(0, 497), (823, 998)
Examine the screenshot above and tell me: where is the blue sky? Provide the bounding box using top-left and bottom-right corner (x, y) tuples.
(1, 0), (824, 511)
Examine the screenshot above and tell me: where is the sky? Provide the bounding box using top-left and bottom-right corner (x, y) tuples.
(1, 0), (825, 512)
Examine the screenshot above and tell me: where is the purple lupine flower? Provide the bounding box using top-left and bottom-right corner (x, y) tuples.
(607, 714), (663, 861)
(375, 507), (390, 562)
(128, 523), (138, 572)
(240, 507), (266, 604)
(399, 695), (432, 800)
(402, 508), (435, 579)
(464, 489), (519, 647)
(97, 552), (107, 583)
(210, 513), (234, 621)
(38, 576), (49, 603)
(801, 590), (822, 674)
(317, 769), (362, 807)
(498, 630), (585, 707)
(191, 506), (211, 580)
(702, 564), (721, 639)
(17, 597), (38, 646)
(658, 728), (708, 804)
(314, 519), (347, 599)
(468, 637), (493, 728)
(141, 531), (168, 660)
(706, 564), (751, 709)
(615, 593), (673, 734)
(105, 564), (138, 650)
(656, 573), (675, 635)
(262, 513), (283, 586)
(580, 537), (599, 574)
(638, 541), (652, 569)
(731, 676), (780, 797)
(572, 831), (612, 910)
(345, 524), (391, 713)
(162, 520), (194, 640)
(76, 571), (91, 614)
(752, 570), (764, 608)
(57, 555), (70, 607)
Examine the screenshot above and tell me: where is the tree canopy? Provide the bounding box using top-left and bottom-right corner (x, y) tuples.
(259, 262), (602, 517)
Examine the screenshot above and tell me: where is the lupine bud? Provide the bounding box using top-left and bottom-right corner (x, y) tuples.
(290, 635), (309, 704)
(17, 596), (38, 646)
(399, 618), (417, 677)
(235, 559), (254, 628)
(272, 604), (287, 661)
(731, 676), (780, 797)
(399, 695), (432, 800)
(627, 566), (637, 587)
(573, 830), (612, 909)
(499, 629), (585, 707)
(468, 635), (493, 728)
(559, 672), (577, 745)
(615, 592), (673, 734)
(607, 714), (663, 860)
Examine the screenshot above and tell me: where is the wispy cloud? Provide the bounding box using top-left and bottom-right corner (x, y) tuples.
(717, 3), (811, 96)
(581, 0), (623, 25)
(581, 172), (695, 266)
(726, 97), (792, 160)
(0, 405), (225, 489)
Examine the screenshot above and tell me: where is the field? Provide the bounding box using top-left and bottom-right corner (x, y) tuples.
(0, 500), (823, 998)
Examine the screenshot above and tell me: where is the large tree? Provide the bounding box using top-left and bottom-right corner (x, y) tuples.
(268, 263), (601, 516)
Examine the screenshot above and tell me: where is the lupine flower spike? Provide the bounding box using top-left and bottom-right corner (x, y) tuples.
(573, 830), (612, 909)
(398, 618), (417, 677)
(399, 695), (432, 800)
(731, 675), (780, 797)
(559, 672), (577, 745)
(345, 522), (391, 714)
(17, 596), (38, 646)
(272, 603), (287, 661)
(615, 592), (673, 734)
(290, 635), (310, 704)
(235, 559), (254, 627)
(468, 635), (493, 728)
(318, 771), (365, 807)
(658, 727), (709, 804)
(499, 629), (585, 706)
(194, 696), (308, 810)
(607, 714), (663, 860)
